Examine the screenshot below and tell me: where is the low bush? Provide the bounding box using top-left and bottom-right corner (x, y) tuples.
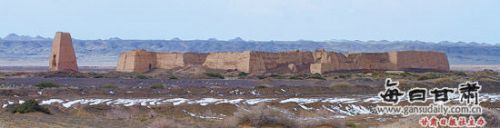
(452, 71), (467, 77)
(136, 74), (149, 79)
(337, 74), (352, 79)
(149, 118), (195, 128)
(346, 122), (362, 128)
(205, 72), (224, 79)
(309, 73), (326, 80)
(238, 72), (248, 77)
(256, 75), (267, 80)
(88, 72), (105, 78)
(329, 82), (354, 89)
(223, 104), (296, 127)
(255, 84), (272, 89)
(11, 99), (50, 114)
(150, 84), (165, 89)
(34, 81), (60, 89)
(288, 75), (303, 80)
(269, 74), (286, 79)
(432, 77), (457, 86)
(168, 76), (178, 79)
(222, 104), (343, 128)
(482, 108), (500, 127)
(102, 84), (117, 89)
(417, 73), (441, 80)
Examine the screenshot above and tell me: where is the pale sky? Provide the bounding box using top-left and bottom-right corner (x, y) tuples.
(1, 0), (499, 44)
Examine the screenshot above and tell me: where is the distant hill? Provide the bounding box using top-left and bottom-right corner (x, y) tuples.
(0, 35), (499, 66)
(2, 33), (50, 41)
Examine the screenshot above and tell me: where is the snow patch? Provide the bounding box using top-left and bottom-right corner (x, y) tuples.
(280, 98), (321, 104)
(40, 99), (64, 105)
(245, 98), (275, 105)
(322, 98), (358, 103)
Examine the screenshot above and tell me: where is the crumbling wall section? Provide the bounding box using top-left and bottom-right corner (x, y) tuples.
(345, 53), (396, 71)
(116, 50), (156, 73)
(116, 50), (450, 74)
(310, 51), (351, 74)
(116, 51), (135, 72)
(155, 52), (185, 69)
(391, 51), (450, 72)
(202, 51), (251, 72)
(249, 51), (315, 73)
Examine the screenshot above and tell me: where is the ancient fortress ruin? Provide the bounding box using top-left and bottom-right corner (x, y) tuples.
(43, 32), (449, 74)
(116, 49), (449, 74)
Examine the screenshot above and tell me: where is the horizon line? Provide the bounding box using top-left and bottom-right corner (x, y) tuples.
(1, 33), (498, 45)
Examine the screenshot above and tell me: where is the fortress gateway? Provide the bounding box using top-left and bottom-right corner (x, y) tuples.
(116, 49), (449, 74)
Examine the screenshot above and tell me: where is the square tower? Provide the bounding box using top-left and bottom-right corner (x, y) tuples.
(49, 32), (78, 72)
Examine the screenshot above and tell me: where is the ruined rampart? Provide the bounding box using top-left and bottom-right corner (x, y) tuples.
(116, 50), (450, 74)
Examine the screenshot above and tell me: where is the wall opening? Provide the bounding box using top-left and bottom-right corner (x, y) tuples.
(52, 55), (57, 67)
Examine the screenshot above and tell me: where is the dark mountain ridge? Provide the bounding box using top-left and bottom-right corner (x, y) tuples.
(0, 34), (499, 66)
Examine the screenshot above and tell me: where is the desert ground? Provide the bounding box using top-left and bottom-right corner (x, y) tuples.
(0, 66), (499, 128)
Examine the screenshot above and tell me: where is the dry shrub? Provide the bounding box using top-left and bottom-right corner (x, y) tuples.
(222, 104), (343, 128)
(432, 77), (458, 86)
(105, 108), (132, 119)
(482, 108), (500, 127)
(223, 104), (296, 127)
(296, 117), (344, 128)
(104, 106), (142, 120)
(148, 118), (196, 128)
(329, 82), (355, 90)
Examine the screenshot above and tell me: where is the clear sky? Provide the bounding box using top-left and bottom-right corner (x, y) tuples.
(1, 0), (499, 44)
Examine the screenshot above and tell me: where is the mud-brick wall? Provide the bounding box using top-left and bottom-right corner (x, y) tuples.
(391, 51), (449, 72)
(116, 50), (156, 73)
(249, 51), (315, 73)
(202, 51), (251, 72)
(310, 52), (352, 74)
(155, 52), (185, 69)
(116, 51), (135, 72)
(345, 53), (396, 71)
(155, 52), (208, 69)
(182, 53), (208, 66)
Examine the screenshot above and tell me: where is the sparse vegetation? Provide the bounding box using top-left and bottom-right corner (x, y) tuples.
(11, 99), (50, 114)
(168, 75), (178, 79)
(432, 77), (457, 86)
(150, 84), (165, 89)
(288, 75), (303, 80)
(149, 118), (197, 128)
(346, 122), (362, 128)
(309, 73), (326, 80)
(330, 82), (354, 88)
(136, 74), (149, 79)
(269, 74), (286, 79)
(34, 81), (60, 89)
(238, 72), (248, 77)
(88, 72), (105, 78)
(482, 108), (500, 127)
(256, 75), (267, 79)
(337, 74), (352, 79)
(222, 104), (343, 128)
(223, 104), (297, 127)
(417, 73), (441, 80)
(452, 71), (467, 77)
(102, 84), (117, 89)
(255, 84), (273, 89)
(205, 72), (224, 79)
